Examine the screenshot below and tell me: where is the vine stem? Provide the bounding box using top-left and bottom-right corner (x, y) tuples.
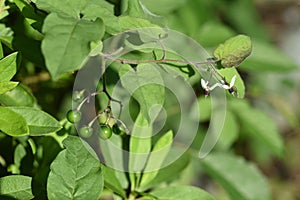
(102, 52), (229, 87)
(100, 55), (124, 117)
(75, 91), (104, 111)
(102, 53), (217, 66)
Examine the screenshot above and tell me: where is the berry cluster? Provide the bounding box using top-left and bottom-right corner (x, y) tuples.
(66, 90), (127, 139)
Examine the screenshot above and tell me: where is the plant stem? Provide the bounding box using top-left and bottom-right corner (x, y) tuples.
(103, 53), (216, 66)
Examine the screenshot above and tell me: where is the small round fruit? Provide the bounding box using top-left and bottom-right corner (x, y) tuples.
(67, 110), (81, 123)
(112, 124), (125, 136)
(97, 112), (108, 125)
(98, 125), (112, 139)
(80, 126), (93, 138)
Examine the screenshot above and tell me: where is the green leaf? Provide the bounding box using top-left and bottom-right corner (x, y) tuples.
(123, 0), (165, 27)
(81, 2), (120, 34)
(0, 175), (34, 199)
(219, 67), (245, 98)
(0, 42), (3, 59)
(150, 186), (215, 200)
(0, 106), (29, 136)
(216, 111), (239, 150)
(0, 52), (19, 81)
(140, 130), (173, 187)
(197, 21), (235, 47)
(0, 82), (18, 95)
(0, 84), (36, 107)
(239, 40), (297, 72)
(140, 0), (187, 15)
(223, 0), (270, 41)
(0, 24), (13, 49)
(119, 16), (160, 31)
(47, 136), (103, 200)
(201, 152), (271, 200)
(98, 134), (128, 189)
(214, 34), (252, 68)
(129, 113), (152, 174)
(0, 0), (9, 20)
(102, 165), (126, 198)
(33, 136), (62, 200)
(42, 13), (104, 80)
(198, 97), (211, 122)
(13, 0), (45, 34)
(13, 144), (27, 171)
(7, 107), (62, 135)
(36, 0), (85, 17)
(119, 63), (165, 122)
(229, 100), (284, 156)
(36, 0), (120, 34)
(139, 151), (190, 191)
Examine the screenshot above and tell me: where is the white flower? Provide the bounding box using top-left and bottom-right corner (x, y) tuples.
(201, 75), (237, 96)
(201, 79), (209, 90)
(221, 75), (236, 90)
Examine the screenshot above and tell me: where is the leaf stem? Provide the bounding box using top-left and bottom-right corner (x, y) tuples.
(103, 53), (216, 66)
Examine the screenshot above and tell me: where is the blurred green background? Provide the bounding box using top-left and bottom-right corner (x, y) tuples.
(139, 0), (300, 199)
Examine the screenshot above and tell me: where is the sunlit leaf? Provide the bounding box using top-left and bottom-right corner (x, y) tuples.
(214, 34), (252, 68)
(0, 82), (18, 95)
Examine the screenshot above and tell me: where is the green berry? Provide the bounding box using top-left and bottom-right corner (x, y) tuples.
(79, 126), (93, 138)
(67, 110), (81, 123)
(97, 112), (108, 125)
(98, 125), (112, 139)
(112, 124), (126, 136)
